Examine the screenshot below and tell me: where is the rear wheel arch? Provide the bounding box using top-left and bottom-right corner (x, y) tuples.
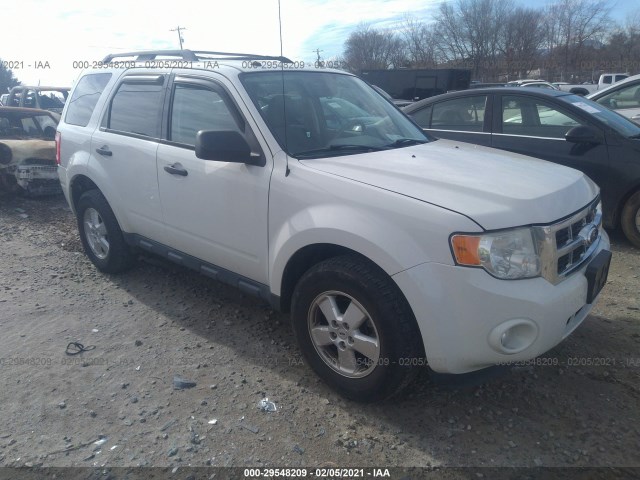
(70, 174), (100, 212)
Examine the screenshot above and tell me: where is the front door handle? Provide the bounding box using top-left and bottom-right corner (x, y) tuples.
(96, 146), (112, 156)
(631, 114), (640, 121)
(164, 164), (188, 176)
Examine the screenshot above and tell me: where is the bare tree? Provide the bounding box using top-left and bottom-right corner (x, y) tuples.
(501, 8), (546, 79)
(343, 24), (407, 73)
(434, 0), (514, 80)
(401, 16), (439, 68)
(543, 0), (613, 79)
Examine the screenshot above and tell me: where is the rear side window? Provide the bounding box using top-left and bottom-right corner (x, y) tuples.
(431, 95), (487, 132)
(65, 73), (112, 127)
(107, 82), (164, 137)
(409, 105), (432, 128)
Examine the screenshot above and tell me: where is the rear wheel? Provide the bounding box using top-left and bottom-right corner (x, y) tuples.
(291, 255), (424, 402)
(621, 191), (640, 249)
(76, 189), (135, 273)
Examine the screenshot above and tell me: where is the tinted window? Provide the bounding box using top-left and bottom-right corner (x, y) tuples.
(409, 105), (432, 128)
(170, 84), (240, 145)
(431, 96), (487, 132)
(65, 73), (112, 127)
(502, 95), (582, 138)
(108, 81), (164, 137)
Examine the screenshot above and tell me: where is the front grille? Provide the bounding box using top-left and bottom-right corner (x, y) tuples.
(535, 197), (602, 284)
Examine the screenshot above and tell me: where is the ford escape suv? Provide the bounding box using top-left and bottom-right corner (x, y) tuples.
(56, 50), (611, 402)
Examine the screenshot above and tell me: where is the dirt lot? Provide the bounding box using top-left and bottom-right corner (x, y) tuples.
(0, 194), (639, 476)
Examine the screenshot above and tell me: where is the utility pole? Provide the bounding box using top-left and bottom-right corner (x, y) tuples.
(170, 26), (186, 49)
(313, 48), (323, 63)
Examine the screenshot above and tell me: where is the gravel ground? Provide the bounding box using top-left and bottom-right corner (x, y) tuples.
(0, 194), (639, 477)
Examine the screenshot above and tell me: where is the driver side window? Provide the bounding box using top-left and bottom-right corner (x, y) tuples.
(170, 84), (242, 146)
(501, 95), (583, 138)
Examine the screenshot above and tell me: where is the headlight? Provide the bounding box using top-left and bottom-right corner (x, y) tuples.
(451, 228), (541, 279)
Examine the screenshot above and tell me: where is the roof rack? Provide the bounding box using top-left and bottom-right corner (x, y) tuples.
(102, 49), (292, 63)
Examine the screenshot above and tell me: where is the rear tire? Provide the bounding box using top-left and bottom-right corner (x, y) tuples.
(291, 255), (425, 402)
(621, 191), (640, 249)
(76, 189), (135, 273)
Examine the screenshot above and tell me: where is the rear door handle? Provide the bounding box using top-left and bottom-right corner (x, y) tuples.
(96, 146), (112, 156)
(164, 164), (188, 176)
(631, 114), (640, 121)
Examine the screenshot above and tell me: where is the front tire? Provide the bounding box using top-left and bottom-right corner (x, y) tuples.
(621, 191), (640, 249)
(291, 255), (424, 402)
(76, 189), (135, 273)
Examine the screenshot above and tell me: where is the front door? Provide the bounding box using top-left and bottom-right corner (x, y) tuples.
(156, 76), (272, 283)
(492, 93), (610, 196)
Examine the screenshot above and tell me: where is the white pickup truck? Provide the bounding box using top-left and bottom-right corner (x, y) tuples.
(555, 73), (629, 96)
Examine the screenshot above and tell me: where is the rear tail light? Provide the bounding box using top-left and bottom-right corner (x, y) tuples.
(55, 131), (61, 165)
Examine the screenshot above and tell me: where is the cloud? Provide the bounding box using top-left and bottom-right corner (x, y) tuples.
(0, 0), (632, 86)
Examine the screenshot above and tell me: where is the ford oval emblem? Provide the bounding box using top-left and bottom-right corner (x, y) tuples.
(585, 226), (598, 246)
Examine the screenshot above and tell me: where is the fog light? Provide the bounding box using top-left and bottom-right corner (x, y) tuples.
(488, 319), (538, 354)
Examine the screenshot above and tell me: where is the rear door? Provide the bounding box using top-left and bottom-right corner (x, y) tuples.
(491, 93), (610, 192)
(408, 93), (492, 146)
(89, 72), (169, 242)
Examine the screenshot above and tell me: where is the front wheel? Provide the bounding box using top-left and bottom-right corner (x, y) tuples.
(76, 189), (136, 273)
(291, 255), (425, 402)
(621, 191), (640, 249)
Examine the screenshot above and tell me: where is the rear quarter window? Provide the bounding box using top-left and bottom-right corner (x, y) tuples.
(105, 81), (164, 138)
(65, 73), (112, 127)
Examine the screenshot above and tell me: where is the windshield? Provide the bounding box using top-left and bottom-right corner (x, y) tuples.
(240, 71), (428, 158)
(562, 94), (640, 138)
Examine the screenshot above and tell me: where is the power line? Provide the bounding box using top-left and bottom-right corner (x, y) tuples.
(170, 26), (186, 49)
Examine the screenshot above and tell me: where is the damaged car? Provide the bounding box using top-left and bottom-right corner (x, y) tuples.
(0, 107), (61, 196)
(6, 86), (70, 120)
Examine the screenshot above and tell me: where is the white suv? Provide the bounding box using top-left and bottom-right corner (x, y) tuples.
(57, 50), (611, 401)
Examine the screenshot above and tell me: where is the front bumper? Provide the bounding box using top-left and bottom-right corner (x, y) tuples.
(393, 232), (610, 374)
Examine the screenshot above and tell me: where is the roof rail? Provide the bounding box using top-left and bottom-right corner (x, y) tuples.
(102, 49), (292, 63)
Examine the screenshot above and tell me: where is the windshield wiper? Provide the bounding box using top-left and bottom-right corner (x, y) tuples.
(295, 144), (387, 158)
(384, 138), (428, 148)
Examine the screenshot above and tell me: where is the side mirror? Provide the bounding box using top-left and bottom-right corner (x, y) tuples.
(565, 125), (601, 144)
(195, 130), (264, 166)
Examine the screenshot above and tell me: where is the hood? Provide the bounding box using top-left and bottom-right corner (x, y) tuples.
(300, 139), (598, 230)
(0, 139), (56, 166)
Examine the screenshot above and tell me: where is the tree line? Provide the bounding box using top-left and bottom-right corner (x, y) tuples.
(341, 0), (640, 83)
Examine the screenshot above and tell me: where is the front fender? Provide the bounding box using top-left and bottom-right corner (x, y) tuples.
(269, 199), (479, 297)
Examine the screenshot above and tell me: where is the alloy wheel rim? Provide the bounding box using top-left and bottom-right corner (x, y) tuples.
(83, 208), (109, 260)
(307, 290), (381, 378)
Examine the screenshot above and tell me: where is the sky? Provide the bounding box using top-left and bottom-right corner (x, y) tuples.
(0, 0), (637, 88)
